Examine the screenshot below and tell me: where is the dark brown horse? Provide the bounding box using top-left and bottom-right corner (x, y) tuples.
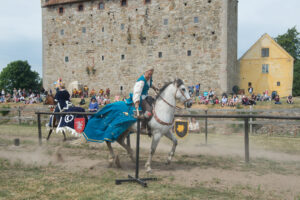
(44, 94), (67, 141)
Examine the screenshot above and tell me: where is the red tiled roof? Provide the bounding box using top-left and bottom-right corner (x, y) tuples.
(42, 0), (91, 7)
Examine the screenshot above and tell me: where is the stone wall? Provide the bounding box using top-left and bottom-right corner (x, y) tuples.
(42, 0), (238, 95)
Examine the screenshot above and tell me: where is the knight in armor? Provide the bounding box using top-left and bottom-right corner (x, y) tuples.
(126, 68), (158, 135)
(54, 83), (71, 112)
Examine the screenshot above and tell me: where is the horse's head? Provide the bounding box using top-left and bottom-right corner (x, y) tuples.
(44, 95), (56, 105)
(174, 79), (193, 108)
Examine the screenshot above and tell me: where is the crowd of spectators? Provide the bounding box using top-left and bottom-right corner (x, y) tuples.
(187, 84), (294, 107)
(0, 88), (43, 104)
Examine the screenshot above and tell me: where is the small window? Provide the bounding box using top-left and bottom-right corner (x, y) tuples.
(262, 48), (269, 57)
(121, 54), (125, 60)
(65, 56), (69, 62)
(58, 7), (64, 14)
(158, 52), (162, 58)
(262, 64), (269, 74)
(163, 19), (168, 25)
(102, 27), (104, 32)
(99, 2), (105, 9)
(277, 82), (280, 86)
(82, 27), (86, 33)
(121, 24), (125, 30)
(60, 29), (64, 35)
(102, 56), (104, 61)
(145, 0), (151, 4)
(78, 4), (84, 11)
(194, 17), (199, 23)
(248, 82), (252, 87)
(208, 0), (212, 3)
(121, 0), (127, 7)
(187, 50), (192, 56)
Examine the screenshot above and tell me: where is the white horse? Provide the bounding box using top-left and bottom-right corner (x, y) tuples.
(105, 78), (192, 172)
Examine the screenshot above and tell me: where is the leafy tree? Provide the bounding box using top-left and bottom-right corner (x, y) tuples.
(275, 27), (300, 96)
(0, 60), (41, 93)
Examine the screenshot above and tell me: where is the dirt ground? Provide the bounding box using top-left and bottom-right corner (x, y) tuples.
(0, 125), (300, 199)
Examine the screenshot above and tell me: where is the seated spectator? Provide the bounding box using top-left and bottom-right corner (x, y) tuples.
(221, 95), (228, 107)
(274, 95), (281, 104)
(90, 88), (96, 97)
(106, 88), (111, 98)
(88, 97), (99, 112)
(79, 96), (86, 105)
(287, 95), (293, 104)
(72, 88), (78, 98)
(242, 96), (250, 105)
(263, 92), (271, 101)
(103, 94), (110, 105)
(114, 94), (121, 102)
(211, 95), (219, 105)
(189, 118), (200, 133)
(99, 89), (104, 96)
(208, 89), (214, 99)
(232, 94), (239, 106)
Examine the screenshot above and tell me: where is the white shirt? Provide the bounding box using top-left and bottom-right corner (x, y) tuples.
(189, 121), (200, 131)
(132, 78), (151, 104)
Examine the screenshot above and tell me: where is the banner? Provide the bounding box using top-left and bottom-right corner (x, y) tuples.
(174, 120), (189, 138)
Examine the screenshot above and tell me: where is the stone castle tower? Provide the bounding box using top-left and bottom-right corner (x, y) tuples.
(41, 0), (238, 95)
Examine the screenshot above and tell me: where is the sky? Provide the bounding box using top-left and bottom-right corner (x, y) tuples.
(0, 0), (299, 77)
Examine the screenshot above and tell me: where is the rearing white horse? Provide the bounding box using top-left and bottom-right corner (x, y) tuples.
(105, 78), (192, 172)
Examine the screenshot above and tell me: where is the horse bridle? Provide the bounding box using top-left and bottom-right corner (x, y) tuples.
(153, 83), (191, 126)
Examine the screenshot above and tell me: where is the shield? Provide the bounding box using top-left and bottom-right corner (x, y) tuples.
(74, 118), (85, 133)
(174, 120), (189, 138)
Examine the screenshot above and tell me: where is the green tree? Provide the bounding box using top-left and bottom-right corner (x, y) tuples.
(275, 27), (300, 96)
(0, 60), (41, 93)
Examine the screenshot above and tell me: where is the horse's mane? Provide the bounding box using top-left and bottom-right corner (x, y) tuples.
(155, 79), (184, 100)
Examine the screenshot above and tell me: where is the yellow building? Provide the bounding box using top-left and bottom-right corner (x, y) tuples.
(239, 33), (294, 97)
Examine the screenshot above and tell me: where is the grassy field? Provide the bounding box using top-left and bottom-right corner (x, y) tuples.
(0, 124), (300, 199)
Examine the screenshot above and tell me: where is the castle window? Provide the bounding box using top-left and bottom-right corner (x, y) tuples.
(58, 7), (64, 14)
(60, 29), (64, 35)
(78, 4), (84, 11)
(262, 48), (269, 57)
(277, 81), (280, 86)
(145, 0), (151, 4)
(121, 24), (125, 30)
(102, 56), (104, 61)
(187, 50), (192, 56)
(82, 27), (86, 33)
(65, 56), (69, 62)
(99, 2), (105, 10)
(121, 0), (127, 7)
(208, 0), (212, 3)
(163, 19), (168, 25)
(194, 17), (199, 23)
(102, 27), (104, 32)
(121, 54), (125, 60)
(158, 52), (162, 58)
(262, 64), (269, 74)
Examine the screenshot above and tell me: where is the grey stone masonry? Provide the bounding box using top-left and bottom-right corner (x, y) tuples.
(41, 0), (238, 96)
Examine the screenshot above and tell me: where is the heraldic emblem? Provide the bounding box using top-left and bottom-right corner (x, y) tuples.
(174, 120), (189, 138)
(74, 118), (85, 133)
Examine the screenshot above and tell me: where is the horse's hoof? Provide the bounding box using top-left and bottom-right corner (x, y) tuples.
(114, 155), (122, 168)
(165, 160), (171, 165)
(146, 167), (152, 173)
(108, 159), (114, 168)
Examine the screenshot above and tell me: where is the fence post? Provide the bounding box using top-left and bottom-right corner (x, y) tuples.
(37, 113), (42, 146)
(249, 106), (253, 134)
(205, 110), (208, 145)
(18, 106), (21, 125)
(244, 118), (249, 163)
